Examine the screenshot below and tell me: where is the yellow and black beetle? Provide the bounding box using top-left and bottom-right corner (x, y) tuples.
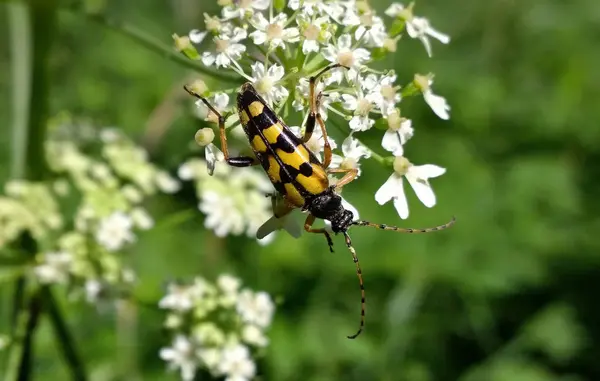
(185, 64), (455, 339)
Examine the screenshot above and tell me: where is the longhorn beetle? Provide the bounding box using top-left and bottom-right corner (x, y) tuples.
(184, 64), (455, 339)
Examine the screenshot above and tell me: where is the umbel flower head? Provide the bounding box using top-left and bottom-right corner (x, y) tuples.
(176, 0), (451, 241)
(159, 275), (275, 381)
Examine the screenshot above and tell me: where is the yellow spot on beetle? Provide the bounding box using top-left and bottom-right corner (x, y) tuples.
(251, 135), (267, 152)
(276, 148), (308, 170)
(240, 110), (250, 125)
(248, 101), (264, 117)
(262, 123), (284, 144)
(267, 156), (281, 182)
(296, 168), (329, 195)
(284, 183), (305, 207)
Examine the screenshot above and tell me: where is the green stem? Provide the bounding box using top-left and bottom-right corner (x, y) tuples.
(44, 288), (87, 381)
(62, 6), (240, 84)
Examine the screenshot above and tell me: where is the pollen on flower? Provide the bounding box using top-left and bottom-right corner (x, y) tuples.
(255, 76), (273, 94)
(393, 156), (411, 176)
(214, 39), (230, 53)
(303, 24), (320, 40)
(337, 51), (355, 68)
(387, 109), (403, 130)
(356, 98), (374, 115)
(266, 23), (283, 40)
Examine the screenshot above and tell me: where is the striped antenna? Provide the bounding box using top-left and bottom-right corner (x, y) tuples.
(352, 216), (456, 234)
(343, 232), (365, 339)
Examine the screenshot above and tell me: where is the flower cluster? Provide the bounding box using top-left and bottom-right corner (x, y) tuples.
(0, 120), (180, 303)
(159, 274), (275, 381)
(174, 0), (451, 241)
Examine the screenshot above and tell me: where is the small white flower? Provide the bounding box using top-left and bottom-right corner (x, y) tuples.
(330, 136), (371, 176)
(297, 15), (332, 54)
(84, 279), (103, 303)
(34, 251), (73, 284)
(381, 111), (414, 156)
(222, 0), (269, 20)
(322, 34), (370, 83)
(95, 212), (135, 251)
(242, 324), (268, 347)
(249, 13), (300, 49)
(376, 73), (402, 115)
(159, 283), (196, 312)
(160, 335), (200, 381)
(385, 3), (449, 57)
(341, 77), (382, 131)
(415, 74), (451, 120)
(236, 290), (275, 328)
(202, 27), (247, 68)
(218, 344), (256, 381)
(355, 13), (388, 47)
(288, 0), (329, 16)
(189, 29), (207, 44)
(375, 156), (446, 219)
(406, 17), (450, 58)
(199, 190), (246, 237)
(156, 171), (181, 193)
(205, 143), (225, 176)
(251, 63), (289, 106)
(217, 274), (241, 296)
(130, 207), (154, 230)
(196, 93), (230, 124)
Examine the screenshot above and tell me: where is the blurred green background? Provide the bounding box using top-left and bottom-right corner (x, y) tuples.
(1, 0), (600, 380)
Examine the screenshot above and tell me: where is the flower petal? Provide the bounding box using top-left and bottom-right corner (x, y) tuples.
(392, 186), (409, 219)
(375, 173), (402, 205)
(381, 129), (404, 156)
(406, 171), (436, 208)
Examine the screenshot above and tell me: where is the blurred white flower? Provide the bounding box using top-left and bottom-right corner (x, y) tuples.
(34, 251), (73, 284)
(222, 0), (269, 20)
(205, 143), (225, 176)
(375, 156), (446, 219)
(196, 93), (230, 124)
(159, 283), (197, 312)
(218, 344), (256, 381)
(297, 15), (331, 53)
(156, 171), (181, 193)
(84, 279), (103, 303)
(355, 13), (388, 47)
(242, 324), (268, 347)
(237, 290), (275, 328)
(199, 190), (246, 237)
(160, 335), (200, 381)
(130, 207), (154, 230)
(95, 211), (135, 251)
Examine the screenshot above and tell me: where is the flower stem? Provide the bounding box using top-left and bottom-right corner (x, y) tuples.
(61, 5), (240, 84)
(43, 287), (88, 380)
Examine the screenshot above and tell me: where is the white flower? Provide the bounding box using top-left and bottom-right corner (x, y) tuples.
(130, 207), (154, 230)
(218, 344), (256, 381)
(288, 0), (329, 16)
(242, 324), (268, 347)
(160, 335), (200, 381)
(95, 211), (135, 251)
(406, 17), (450, 58)
(415, 74), (451, 120)
(375, 156), (446, 219)
(199, 190), (246, 237)
(159, 283), (196, 312)
(249, 13), (300, 49)
(330, 136), (371, 176)
(251, 63), (289, 106)
(189, 29), (207, 44)
(217, 274), (241, 295)
(381, 111), (414, 156)
(205, 143), (225, 176)
(322, 34), (370, 83)
(236, 290), (275, 328)
(202, 27), (247, 68)
(385, 3), (449, 57)
(297, 15), (331, 54)
(34, 251), (73, 284)
(156, 171), (181, 193)
(376, 73), (401, 115)
(341, 77), (382, 131)
(84, 279), (103, 303)
(196, 93), (230, 124)
(355, 13), (388, 47)
(222, 0), (269, 20)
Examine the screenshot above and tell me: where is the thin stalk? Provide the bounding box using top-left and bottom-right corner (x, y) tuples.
(62, 7), (240, 83)
(43, 288), (87, 381)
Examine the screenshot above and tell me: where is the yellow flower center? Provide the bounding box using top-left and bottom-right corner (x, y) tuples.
(303, 24), (320, 41)
(381, 85), (397, 102)
(359, 13), (374, 27)
(341, 157), (358, 170)
(393, 156), (411, 176)
(356, 99), (373, 115)
(337, 51), (355, 68)
(256, 77), (274, 95)
(215, 39), (230, 53)
(387, 110), (402, 130)
(266, 23), (283, 40)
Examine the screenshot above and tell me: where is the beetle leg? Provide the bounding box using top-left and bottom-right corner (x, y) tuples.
(328, 168), (359, 190)
(304, 214), (334, 253)
(184, 85), (258, 167)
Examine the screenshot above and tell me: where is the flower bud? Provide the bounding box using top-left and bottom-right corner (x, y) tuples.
(172, 34), (191, 52)
(189, 79), (208, 96)
(195, 128), (215, 147)
(413, 73), (431, 92)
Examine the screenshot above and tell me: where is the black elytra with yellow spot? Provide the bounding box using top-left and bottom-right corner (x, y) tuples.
(184, 64), (456, 340)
